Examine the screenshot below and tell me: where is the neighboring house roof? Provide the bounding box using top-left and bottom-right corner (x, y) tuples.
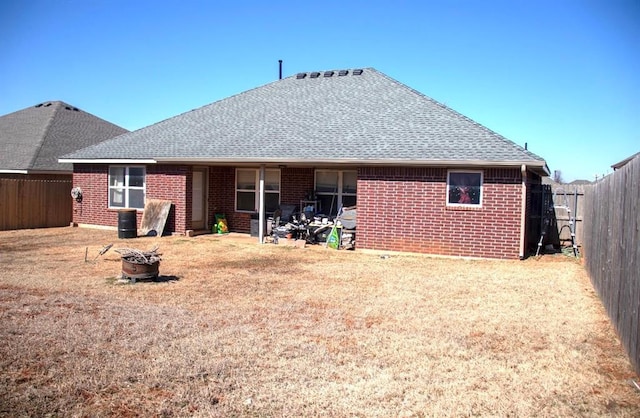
(0, 101), (128, 173)
(543, 177), (593, 186)
(568, 179), (593, 185)
(62, 68), (548, 175)
(611, 151), (640, 170)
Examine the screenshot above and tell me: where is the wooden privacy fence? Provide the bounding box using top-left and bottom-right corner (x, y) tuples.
(582, 155), (639, 375)
(551, 185), (585, 249)
(0, 178), (72, 230)
(528, 183), (585, 252)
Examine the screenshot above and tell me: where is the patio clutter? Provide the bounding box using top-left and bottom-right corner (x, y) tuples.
(214, 213), (229, 234)
(266, 205), (356, 250)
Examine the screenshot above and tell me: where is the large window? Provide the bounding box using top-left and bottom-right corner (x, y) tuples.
(236, 168), (280, 212)
(447, 170), (482, 206)
(109, 166), (146, 209)
(315, 170), (357, 216)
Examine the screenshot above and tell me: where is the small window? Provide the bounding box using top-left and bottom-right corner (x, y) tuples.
(236, 168), (280, 213)
(108, 166), (146, 209)
(447, 171), (482, 206)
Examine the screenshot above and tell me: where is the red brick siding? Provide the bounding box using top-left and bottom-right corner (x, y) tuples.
(207, 167), (314, 233)
(71, 164), (189, 234)
(208, 167), (236, 230)
(146, 165), (189, 233)
(72, 165), (112, 226)
(72, 164), (527, 258)
(357, 167), (523, 259)
(280, 168), (315, 205)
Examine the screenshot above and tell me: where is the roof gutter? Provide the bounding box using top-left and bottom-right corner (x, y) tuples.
(57, 157), (550, 176)
(0, 169), (73, 175)
(0, 169), (29, 174)
(154, 156), (548, 168)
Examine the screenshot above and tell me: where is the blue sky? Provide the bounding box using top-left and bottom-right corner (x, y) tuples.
(1, 0), (638, 182)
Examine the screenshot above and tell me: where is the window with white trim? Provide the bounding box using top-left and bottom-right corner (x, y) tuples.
(108, 166), (146, 209)
(447, 170), (483, 206)
(236, 168), (280, 212)
(315, 170), (357, 216)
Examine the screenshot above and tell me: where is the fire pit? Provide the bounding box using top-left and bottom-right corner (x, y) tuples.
(115, 247), (161, 282)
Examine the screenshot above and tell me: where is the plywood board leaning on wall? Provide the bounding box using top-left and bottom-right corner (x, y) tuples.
(139, 199), (172, 237)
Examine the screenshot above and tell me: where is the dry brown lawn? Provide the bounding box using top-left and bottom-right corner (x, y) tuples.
(0, 227), (638, 417)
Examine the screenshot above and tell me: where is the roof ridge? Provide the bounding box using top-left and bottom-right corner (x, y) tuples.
(28, 101), (62, 169)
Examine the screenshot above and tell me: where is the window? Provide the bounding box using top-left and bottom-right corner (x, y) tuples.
(447, 170), (482, 206)
(315, 170), (357, 216)
(109, 166), (146, 209)
(236, 168), (280, 212)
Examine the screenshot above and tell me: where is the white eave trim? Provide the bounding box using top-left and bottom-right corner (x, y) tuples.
(58, 158), (158, 164)
(55, 156), (549, 175)
(0, 169), (73, 175)
(156, 156), (548, 168)
(0, 169), (29, 174)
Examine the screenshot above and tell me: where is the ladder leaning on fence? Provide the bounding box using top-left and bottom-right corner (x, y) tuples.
(536, 187), (579, 257)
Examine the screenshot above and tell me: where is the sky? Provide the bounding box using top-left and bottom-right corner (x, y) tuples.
(0, 0), (638, 183)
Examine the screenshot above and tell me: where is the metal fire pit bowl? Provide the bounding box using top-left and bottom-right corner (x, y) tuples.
(121, 259), (159, 282)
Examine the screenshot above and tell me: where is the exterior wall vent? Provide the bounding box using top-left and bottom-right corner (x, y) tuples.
(353, 69), (364, 75)
(338, 70), (349, 76)
(296, 73), (307, 79)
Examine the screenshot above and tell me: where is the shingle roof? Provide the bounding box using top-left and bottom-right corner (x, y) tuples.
(0, 101), (127, 172)
(62, 68), (547, 173)
(611, 151), (640, 170)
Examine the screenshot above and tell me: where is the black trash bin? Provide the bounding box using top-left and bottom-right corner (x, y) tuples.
(118, 209), (137, 239)
(250, 213), (266, 237)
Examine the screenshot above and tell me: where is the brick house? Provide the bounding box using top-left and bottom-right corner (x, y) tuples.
(61, 68), (549, 259)
(0, 101), (127, 229)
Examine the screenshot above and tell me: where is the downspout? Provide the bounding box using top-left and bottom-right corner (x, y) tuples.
(258, 165), (266, 244)
(519, 164), (527, 259)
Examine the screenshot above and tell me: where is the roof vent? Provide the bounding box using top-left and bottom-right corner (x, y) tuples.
(35, 103), (43, 108)
(323, 71), (334, 77)
(65, 106), (71, 110)
(44, 103), (52, 107)
(353, 69), (364, 75)
(338, 70), (349, 76)
(309, 72), (321, 79)
(73, 107), (79, 111)
(296, 73), (307, 79)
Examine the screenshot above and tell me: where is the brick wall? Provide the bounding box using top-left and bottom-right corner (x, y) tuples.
(280, 167), (315, 205)
(146, 165), (189, 233)
(357, 167), (523, 259)
(72, 165), (111, 227)
(209, 167), (236, 230)
(71, 164), (529, 258)
(71, 164), (188, 234)
(208, 167), (314, 233)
